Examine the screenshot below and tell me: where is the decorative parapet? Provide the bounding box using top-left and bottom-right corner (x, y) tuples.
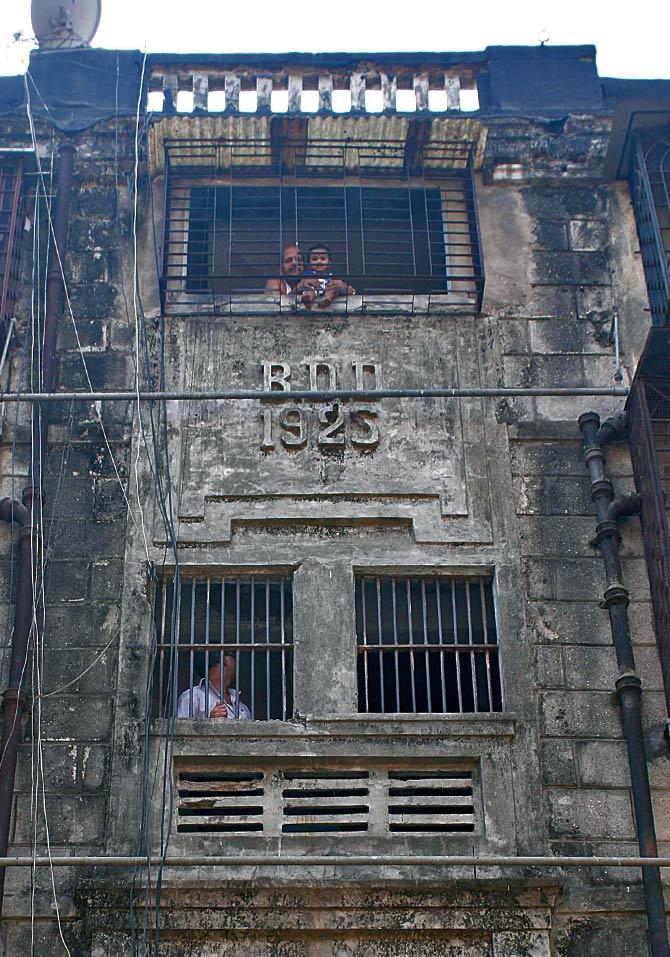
(147, 56), (482, 117)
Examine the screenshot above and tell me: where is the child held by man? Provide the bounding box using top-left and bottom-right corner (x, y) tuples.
(300, 244), (356, 309)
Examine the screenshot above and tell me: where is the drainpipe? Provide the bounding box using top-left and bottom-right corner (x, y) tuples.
(0, 140), (75, 916)
(579, 411), (670, 957)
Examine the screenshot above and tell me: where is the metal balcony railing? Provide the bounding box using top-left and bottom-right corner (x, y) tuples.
(632, 129), (670, 326)
(0, 156), (25, 338)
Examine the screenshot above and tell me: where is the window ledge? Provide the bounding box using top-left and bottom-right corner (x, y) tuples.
(150, 712), (516, 739)
(164, 292), (479, 317)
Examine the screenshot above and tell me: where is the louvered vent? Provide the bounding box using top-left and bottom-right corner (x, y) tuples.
(174, 765), (478, 837)
(281, 771), (370, 833)
(388, 770), (475, 833)
(176, 770), (264, 833)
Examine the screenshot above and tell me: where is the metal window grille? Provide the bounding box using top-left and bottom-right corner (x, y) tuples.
(631, 129), (670, 326)
(0, 157), (25, 337)
(628, 379), (670, 708)
(355, 575), (502, 714)
(162, 137), (484, 315)
(153, 574), (293, 720)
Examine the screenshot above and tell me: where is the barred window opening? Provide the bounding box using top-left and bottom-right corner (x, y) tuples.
(153, 574), (293, 721)
(632, 127), (670, 326)
(355, 575), (503, 714)
(0, 156), (26, 336)
(161, 137), (484, 313)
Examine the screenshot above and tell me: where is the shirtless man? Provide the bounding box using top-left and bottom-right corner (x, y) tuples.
(265, 243), (304, 296)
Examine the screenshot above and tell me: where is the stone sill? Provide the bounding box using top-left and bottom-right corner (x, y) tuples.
(150, 712), (516, 740)
(163, 292), (479, 317)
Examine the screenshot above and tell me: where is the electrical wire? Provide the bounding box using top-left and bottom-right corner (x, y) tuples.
(23, 71), (151, 565)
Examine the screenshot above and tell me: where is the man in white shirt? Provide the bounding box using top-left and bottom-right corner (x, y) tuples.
(176, 652), (251, 720)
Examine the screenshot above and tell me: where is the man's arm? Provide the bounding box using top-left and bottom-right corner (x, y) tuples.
(265, 277), (284, 294)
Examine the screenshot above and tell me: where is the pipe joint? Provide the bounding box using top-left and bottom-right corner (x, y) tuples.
(600, 582), (630, 609)
(593, 520), (621, 548)
(578, 411), (601, 433)
(0, 497), (30, 528)
(1, 687), (29, 711)
(608, 492), (643, 523)
(597, 411), (628, 446)
(615, 670), (642, 698)
(590, 478), (614, 501)
(584, 445), (605, 468)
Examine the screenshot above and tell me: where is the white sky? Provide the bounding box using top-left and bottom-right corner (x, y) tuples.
(2, 0), (669, 80)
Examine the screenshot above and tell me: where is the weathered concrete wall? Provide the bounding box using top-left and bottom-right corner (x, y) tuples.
(0, 122), (136, 955)
(0, 98), (668, 957)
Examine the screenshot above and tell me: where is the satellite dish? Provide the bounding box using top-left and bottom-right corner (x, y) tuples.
(31, 0), (102, 49)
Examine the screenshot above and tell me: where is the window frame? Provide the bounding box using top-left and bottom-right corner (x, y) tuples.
(160, 138), (484, 315)
(0, 153), (27, 338)
(153, 569), (295, 722)
(354, 570), (504, 717)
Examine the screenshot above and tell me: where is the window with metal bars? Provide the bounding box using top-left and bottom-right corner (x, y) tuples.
(628, 379), (670, 707)
(355, 574), (503, 714)
(153, 574), (293, 720)
(185, 184), (451, 295)
(161, 137), (484, 312)
(631, 128), (670, 326)
(0, 156), (25, 337)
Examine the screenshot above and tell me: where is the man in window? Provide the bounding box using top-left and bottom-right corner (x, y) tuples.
(264, 243), (304, 296)
(176, 652), (251, 719)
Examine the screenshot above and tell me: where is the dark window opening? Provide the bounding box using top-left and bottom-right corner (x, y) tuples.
(153, 574), (293, 721)
(184, 184), (451, 295)
(356, 575), (503, 714)
(632, 128), (670, 326)
(628, 379), (670, 709)
(0, 156), (26, 337)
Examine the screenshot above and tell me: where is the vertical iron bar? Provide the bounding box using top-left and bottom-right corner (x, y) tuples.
(465, 580), (478, 711)
(480, 577), (494, 710)
(420, 579), (432, 711)
(361, 578), (370, 712)
(250, 578), (256, 720)
(280, 577), (287, 720)
(204, 577), (211, 714)
(436, 579), (447, 712)
(189, 579), (196, 718)
(451, 579), (463, 713)
(158, 577), (167, 715)
(391, 578), (400, 711)
(406, 578), (417, 712)
(235, 580), (241, 718)
(376, 577), (385, 713)
(265, 577), (271, 720)
(171, 575), (181, 719)
(228, 179), (233, 309)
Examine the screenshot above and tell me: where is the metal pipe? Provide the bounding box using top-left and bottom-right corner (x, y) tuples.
(0, 504), (34, 910)
(0, 386), (631, 404)
(25, 140), (75, 514)
(1, 853), (670, 869)
(578, 411), (670, 957)
(0, 141), (75, 918)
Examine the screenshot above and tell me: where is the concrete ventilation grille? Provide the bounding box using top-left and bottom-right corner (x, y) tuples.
(176, 768), (475, 835)
(388, 770), (475, 833)
(281, 771), (370, 834)
(176, 770), (264, 832)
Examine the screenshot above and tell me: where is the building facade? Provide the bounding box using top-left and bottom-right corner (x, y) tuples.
(0, 43), (669, 956)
